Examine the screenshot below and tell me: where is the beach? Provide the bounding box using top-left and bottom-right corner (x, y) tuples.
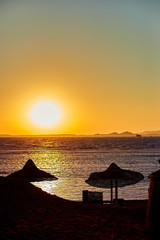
(0, 177), (147, 240)
(1, 0), (159, 238)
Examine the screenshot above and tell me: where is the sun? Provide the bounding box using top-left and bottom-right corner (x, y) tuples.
(29, 100), (61, 127)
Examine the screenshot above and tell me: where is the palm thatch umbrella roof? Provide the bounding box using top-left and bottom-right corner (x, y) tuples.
(7, 159), (58, 182)
(86, 163), (144, 204)
(148, 169), (160, 179)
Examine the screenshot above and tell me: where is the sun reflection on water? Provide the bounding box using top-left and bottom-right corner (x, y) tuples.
(28, 149), (155, 201)
(1, 143), (159, 201)
(26, 150), (68, 178)
(33, 180), (58, 194)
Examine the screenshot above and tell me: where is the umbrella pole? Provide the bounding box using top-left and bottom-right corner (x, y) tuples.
(115, 179), (118, 206)
(110, 179), (113, 205)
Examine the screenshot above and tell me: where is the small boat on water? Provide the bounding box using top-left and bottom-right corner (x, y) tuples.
(136, 134), (142, 138)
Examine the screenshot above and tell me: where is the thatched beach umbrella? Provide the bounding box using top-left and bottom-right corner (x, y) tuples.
(7, 159), (58, 182)
(85, 163), (144, 205)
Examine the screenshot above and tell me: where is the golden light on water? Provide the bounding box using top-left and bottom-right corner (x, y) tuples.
(29, 100), (61, 128)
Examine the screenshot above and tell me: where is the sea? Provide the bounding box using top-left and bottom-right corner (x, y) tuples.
(0, 136), (160, 201)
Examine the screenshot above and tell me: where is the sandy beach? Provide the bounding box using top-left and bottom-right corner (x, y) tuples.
(0, 176), (147, 240)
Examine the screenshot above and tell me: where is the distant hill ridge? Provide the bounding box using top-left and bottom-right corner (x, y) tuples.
(140, 130), (160, 136)
(94, 131), (136, 137)
(1, 130), (160, 137)
(106, 131), (135, 137)
(95, 130), (160, 137)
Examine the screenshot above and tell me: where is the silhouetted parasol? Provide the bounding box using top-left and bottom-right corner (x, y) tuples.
(85, 163), (144, 205)
(7, 159), (58, 182)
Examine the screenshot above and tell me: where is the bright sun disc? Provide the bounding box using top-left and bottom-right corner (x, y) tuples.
(29, 101), (61, 127)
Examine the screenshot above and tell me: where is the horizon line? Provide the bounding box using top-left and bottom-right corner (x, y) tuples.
(0, 130), (160, 137)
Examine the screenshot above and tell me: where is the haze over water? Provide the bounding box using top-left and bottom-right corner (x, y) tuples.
(0, 136), (160, 201)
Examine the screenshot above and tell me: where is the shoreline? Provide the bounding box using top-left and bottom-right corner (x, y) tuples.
(0, 177), (147, 239)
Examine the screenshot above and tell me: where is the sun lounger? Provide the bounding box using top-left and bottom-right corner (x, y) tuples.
(82, 190), (103, 203)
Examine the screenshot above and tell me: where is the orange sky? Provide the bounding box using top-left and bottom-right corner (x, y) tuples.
(0, 1), (160, 135)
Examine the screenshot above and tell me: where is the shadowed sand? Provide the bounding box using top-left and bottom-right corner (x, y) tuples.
(0, 177), (147, 240)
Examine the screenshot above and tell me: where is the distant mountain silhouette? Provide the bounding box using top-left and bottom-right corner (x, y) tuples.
(99, 131), (136, 137)
(140, 130), (160, 136)
(120, 131), (135, 136)
(2, 131), (160, 137)
(97, 131), (160, 137)
(0, 134), (11, 137)
(107, 132), (119, 136)
(101, 131), (160, 137)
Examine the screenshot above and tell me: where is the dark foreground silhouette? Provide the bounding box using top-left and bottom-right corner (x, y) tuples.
(7, 159), (58, 182)
(0, 177), (147, 240)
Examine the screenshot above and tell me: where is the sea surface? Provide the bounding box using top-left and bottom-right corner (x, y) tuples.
(0, 136), (160, 201)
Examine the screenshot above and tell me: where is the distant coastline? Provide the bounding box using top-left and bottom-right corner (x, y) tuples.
(1, 130), (160, 137)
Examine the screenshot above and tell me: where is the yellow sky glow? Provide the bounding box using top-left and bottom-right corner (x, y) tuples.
(0, 1), (160, 135)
